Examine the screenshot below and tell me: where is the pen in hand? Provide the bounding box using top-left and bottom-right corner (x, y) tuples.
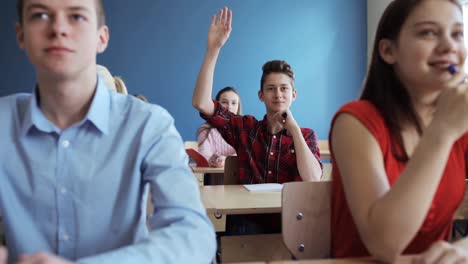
(281, 112), (287, 123)
(448, 64), (458, 75)
(448, 64), (467, 84)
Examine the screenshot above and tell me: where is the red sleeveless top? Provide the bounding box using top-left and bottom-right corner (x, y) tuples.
(330, 100), (468, 258)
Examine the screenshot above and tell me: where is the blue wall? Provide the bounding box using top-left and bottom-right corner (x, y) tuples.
(0, 0), (367, 141)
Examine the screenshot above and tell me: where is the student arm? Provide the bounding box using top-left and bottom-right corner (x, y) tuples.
(332, 113), (455, 263)
(192, 7), (232, 116)
(290, 126), (321, 181)
(76, 110), (216, 264)
(192, 48), (219, 116)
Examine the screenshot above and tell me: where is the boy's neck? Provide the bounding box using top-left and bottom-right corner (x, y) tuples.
(266, 113), (284, 135)
(36, 68), (98, 130)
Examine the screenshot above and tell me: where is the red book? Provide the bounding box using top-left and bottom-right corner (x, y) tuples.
(186, 148), (209, 167)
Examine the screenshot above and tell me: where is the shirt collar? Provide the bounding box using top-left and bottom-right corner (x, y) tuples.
(85, 76), (110, 135)
(20, 76), (110, 136)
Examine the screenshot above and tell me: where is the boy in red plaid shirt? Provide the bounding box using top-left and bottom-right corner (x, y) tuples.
(192, 7), (322, 184)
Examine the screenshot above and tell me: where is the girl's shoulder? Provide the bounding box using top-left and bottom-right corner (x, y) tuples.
(331, 100), (390, 151)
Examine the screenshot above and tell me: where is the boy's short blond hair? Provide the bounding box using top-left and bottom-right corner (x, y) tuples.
(16, 0), (106, 27)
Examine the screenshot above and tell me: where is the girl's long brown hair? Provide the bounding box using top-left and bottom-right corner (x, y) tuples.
(361, 0), (462, 161)
(197, 86), (242, 145)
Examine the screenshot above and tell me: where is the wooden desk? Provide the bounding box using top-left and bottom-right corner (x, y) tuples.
(321, 150), (331, 160)
(191, 166), (224, 174)
(201, 181), (468, 218)
(191, 166), (224, 186)
(270, 256), (412, 264)
(200, 185), (281, 216)
(201, 185), (286, 262)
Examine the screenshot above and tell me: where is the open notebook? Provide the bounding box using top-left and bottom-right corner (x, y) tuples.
(186, 148), (209, 167)
(243, 183), (283, 192)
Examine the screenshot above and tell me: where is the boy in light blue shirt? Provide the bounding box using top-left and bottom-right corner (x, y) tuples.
(0, 0), (216, 263)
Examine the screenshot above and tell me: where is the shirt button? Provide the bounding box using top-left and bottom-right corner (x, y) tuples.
(291, 149), (295, 153)
(62, 140), (70, 148)
(60, 187), (67, 194)
(268, 170), (272, 174)
(273, 136), (276, 139)
(270, 152), (274, 156)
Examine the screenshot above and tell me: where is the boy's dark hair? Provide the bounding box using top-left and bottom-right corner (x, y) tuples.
(16, 0), (106, 27)
(260, 60), (295, 91)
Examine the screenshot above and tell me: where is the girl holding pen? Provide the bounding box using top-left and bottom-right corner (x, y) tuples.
(330, 0), (468, 262)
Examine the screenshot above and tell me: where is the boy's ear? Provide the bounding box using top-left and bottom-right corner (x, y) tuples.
(96, 25), (109, 54)
(379, 38), (397, 64)
(292, 89), (297, 102)
(16, 23), (25, 50)
(258, 90), (264, 102)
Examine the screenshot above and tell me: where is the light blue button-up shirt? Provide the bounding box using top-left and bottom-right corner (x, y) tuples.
(0, 78), (216, 263)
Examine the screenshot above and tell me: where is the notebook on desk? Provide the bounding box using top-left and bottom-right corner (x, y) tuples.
(244, 183), (283, 192)
(186, 148), (209, 167)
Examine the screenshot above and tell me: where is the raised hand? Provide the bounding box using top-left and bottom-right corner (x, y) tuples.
(207, 7), (232, 51)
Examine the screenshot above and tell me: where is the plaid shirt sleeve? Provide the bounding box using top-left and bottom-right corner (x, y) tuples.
(302, 128), (323, 172)
(200, 100), (257, 150)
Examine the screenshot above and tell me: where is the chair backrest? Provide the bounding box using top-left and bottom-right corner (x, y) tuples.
(282, 181), (331, 259)
(224, 156), (239, 185)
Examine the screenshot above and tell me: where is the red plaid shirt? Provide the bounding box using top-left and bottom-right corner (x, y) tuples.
(201, 101), (322, 184)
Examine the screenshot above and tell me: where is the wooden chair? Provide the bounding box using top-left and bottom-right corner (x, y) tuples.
(282, 181), (331, 259)
(280, 180), (468, 259)
(223, 156), (239, 185)
(220, 156), (290, 262)
(220, 234), (291, 262)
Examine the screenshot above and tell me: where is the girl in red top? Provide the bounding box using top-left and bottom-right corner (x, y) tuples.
(330, 0), (468, 263)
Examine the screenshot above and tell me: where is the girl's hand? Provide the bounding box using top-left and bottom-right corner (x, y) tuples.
(432, 72), (468, 142)
(209, 153), (226, 167)
(412, 241), (468, 264)
(207, 7), (232, 51)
